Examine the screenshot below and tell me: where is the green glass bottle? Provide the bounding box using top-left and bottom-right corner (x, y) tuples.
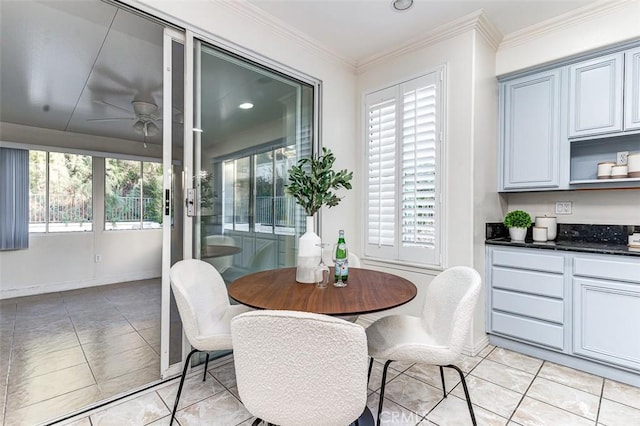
(334, 230), (349, 282)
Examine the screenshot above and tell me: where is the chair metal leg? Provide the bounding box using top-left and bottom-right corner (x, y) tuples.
(367, 357), (374, 384)
(376, 360), (393, 426)
(445, 364), (477, 426)
(203, 352), (210, 382)
(439, 365), (446, 398)
(170, 348), (199, 425)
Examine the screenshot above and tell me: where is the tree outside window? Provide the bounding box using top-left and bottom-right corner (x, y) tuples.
(29, 151), (93, 232)
(105, 158), (163, 230)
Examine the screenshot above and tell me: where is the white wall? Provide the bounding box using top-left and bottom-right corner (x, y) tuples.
(494, 0), (640, 226)
(470, 30), (502, 351)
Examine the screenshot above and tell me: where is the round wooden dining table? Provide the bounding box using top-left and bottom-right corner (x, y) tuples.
(227, 266), (417, 316)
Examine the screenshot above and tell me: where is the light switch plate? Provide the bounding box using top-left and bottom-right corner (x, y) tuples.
(555, 201), (572, 215)
(617, 151), (629, 165)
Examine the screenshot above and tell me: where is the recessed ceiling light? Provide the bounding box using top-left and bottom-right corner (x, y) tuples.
(239, 102), (254, 110)
(391, 0), (413, 11)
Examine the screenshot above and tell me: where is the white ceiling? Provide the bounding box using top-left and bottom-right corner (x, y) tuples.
(246, 0), (598, 65)
(0, 0), (599, 147)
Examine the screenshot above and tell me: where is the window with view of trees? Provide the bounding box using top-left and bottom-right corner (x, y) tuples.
(105, 158), (163, 230)
(222, 145), (297, 235)
(29, 151), (93, 233)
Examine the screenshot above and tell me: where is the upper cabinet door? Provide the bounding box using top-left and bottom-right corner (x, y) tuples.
(625, 47), (640, 131)
(501, 69), (561, 190)
(568, 53), (624, 138)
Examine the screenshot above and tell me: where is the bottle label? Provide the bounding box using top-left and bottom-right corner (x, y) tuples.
(334, 259), (348, 281)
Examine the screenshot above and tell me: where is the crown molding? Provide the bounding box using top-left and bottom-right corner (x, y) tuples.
(218, 0), (357, 71)
(356, 9), (502, 74)
(499, 0), (634, 50)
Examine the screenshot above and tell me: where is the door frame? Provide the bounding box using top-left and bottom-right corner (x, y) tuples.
(160, 26), (186, 379)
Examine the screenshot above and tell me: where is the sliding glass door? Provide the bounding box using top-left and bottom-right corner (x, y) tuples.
(162, 29), (319, 376)
(191, 39), (316, 284)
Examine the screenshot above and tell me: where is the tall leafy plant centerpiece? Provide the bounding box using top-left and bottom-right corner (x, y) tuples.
(286, 147), (353, 283)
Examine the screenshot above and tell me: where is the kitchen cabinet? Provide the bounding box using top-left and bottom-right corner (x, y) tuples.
(568, 52), (624, 138)
(486, 246), (640, 386)
(487, 247), (566, 350)
(572, 255), (640, 371)
(498, 41), (640, 191)
(499, 69), (561, 190)
(625, 46), (640, 131)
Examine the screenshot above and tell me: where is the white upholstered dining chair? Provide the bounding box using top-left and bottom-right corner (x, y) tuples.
(169, 259), (252, 425)
(366, 266), (482, 426)
(231, 310), (369, 426)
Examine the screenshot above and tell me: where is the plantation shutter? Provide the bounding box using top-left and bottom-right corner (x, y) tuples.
(399, 73), (439, 264)
(365, 71), (441, 265)
(365, 87), (397, 259)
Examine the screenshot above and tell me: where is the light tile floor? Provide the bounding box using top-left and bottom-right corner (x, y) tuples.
(53, 341), (640, 426)
(3, 283), (640, 426)
(0, 279), (183, 426)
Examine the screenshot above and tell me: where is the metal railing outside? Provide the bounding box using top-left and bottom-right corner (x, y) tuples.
(254, 196), (296, 227)
(29, 194), (159, 224)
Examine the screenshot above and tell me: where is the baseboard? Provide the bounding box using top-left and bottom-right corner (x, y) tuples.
(463, 333), (490, 357)
(0, 270), (160, 299)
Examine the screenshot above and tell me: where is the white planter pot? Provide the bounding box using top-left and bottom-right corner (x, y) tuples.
(509, 227), (528, 242)
(296, 216), (321, 283)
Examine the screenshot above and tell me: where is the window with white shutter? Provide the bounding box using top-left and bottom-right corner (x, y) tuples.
(365, 70), (442, 266)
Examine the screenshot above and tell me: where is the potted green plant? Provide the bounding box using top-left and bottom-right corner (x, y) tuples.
(285, 147), (353, 283)
(503, 210), (532, 242)
(285, 147), (353, 216)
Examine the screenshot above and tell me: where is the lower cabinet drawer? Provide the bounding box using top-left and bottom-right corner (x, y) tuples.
(573, 256), (640, 284)
(492, 249), (564, 273)
(491, 311), (564, 350)
(492, 267), (564, 298)
(492, 289), (563, 323)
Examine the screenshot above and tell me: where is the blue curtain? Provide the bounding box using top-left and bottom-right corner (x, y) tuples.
(0, 147), (29, 250)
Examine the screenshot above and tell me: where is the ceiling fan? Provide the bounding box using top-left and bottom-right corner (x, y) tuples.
(88, 99), (162, 137)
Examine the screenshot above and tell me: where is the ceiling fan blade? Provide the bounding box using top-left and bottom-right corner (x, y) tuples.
(93, 100), (133, 114)
(87, 117), (135, 122)
(87, 84), (135, 97)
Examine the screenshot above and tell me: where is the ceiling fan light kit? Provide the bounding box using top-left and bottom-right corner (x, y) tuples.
(131, 100), (158, 116)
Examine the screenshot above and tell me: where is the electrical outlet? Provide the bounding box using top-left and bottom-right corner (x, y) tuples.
(555, 201), (572, 215)
(95, 254), (102, 263)
(617, 151), (629, 165)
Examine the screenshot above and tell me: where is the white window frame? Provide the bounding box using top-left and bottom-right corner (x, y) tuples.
(363, 67), (444, 267)
(28, 149), (94, 234)
(104, 157), (164, 231)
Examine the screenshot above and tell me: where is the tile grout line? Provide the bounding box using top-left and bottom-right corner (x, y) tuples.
(594, 378), (605, 425)
(505, 358), (545, 424)
(2, 303), (17, 426)
(62, 292), (100, 397)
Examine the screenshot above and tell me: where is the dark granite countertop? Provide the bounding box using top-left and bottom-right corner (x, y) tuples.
(485, 223), (640, 257)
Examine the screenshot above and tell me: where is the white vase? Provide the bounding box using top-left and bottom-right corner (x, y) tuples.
(534, 216), (557, 241)
(509, 227), (527, 242)
(296, 216), (321, 283)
